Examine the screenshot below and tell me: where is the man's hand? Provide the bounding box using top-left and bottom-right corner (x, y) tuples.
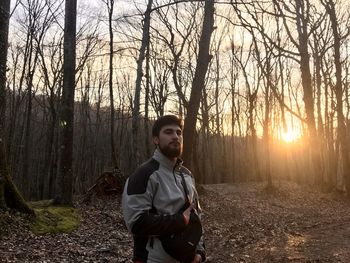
(191, 254), (202, 263)
(182, 203), (195, 225)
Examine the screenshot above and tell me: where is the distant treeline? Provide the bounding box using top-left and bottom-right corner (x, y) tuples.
(3, 90), (324, 201)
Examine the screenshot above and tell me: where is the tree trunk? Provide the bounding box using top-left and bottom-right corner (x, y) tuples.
(144, 40), (151, 157)
(248, 90), (261, 181)
(183, 0), (215, 169)
(0, 132), (33, 213)
(323, 0), (350, 195)
(0, 0), (11, 209)
(230, 59), (237, 183)
(200, 92), (210, 183)
(21, 38), (40, 198)
(0, 0), (10, 134)
(132, 0), (153, 166)
(0, 0), (33, 213)
(295, 0), (322, 183)
(263, 63), (272, 188)
(107, 0), (118, 168)
(56, 0), (77, 205)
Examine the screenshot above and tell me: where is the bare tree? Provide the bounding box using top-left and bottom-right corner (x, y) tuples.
(229, 39), (240, 183)
(322, 0), (350, 195)
(272, 0), (323, 182)
(55, 0), (77, 205)
(132, 0), (153, 166)
(102, 0), (119, 168)
(144, 39), (151, 157)
(37, 32), (63, 199)
(19, 0), (56, 198)
(149, 55), (170, 117)
(183, 0), (215, 168)
(0, 0), (33, 213)
(153, 2), (200, 109)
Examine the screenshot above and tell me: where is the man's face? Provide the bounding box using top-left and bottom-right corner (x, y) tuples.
(153, 124), (183, 159)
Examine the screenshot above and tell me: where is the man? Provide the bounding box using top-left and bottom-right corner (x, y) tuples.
(122, 115), (206, 263)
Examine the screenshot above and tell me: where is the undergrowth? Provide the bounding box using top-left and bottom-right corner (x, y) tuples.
(30, 201), (80, 235)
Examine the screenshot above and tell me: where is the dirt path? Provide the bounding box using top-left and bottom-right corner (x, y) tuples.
(201, 182), (350, 262)
(1, 182), (350, 262)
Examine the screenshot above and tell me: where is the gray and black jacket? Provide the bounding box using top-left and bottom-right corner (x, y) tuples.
(122, 149), (205, 262)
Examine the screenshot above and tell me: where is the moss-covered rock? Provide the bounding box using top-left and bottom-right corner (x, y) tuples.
(31, 205), (80, 235)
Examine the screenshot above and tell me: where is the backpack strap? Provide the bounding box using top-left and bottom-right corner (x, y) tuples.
(179, 171), (191, 205)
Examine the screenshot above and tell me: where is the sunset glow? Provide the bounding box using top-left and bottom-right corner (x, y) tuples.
(281, 129), (301, 143)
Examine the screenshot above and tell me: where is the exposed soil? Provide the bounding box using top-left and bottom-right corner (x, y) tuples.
(1, 182), (350, 262)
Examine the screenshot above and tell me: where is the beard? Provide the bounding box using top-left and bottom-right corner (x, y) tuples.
(159, 142), (182, 158)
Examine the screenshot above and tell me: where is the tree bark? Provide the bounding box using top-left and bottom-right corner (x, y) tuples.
(183, 0), (215, 169)
(107, 0), (118, 168)
(0, 0), (32, 213)
(0, 0), (11, 209)
(323, 0), (350, 195)
(22, 29), (40, 198)
(295, 0), (322, 183)
(0, 0), (10, 133)
(132, 0), (153, 166)
(230, 51), (238, 183)
(144, 40), (151, 157)
(56, 0), (77, 205)
(0, 133), (33, 213)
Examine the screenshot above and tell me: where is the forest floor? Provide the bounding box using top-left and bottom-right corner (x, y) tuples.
(1, 181), (350, 262)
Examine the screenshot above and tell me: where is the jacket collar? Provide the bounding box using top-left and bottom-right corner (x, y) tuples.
(153, 148), (182, 171)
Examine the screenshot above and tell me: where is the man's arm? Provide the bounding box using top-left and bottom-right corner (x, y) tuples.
(131, 209), (187, 236)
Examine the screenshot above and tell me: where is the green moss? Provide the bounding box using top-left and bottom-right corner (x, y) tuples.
(31, 205), (80, 235)
(30, 199), (54, 208)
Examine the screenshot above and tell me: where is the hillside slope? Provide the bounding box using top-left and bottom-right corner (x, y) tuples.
(1, 182), (349, 262)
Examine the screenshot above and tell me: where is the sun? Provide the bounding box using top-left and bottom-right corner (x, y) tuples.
(281, 130), (300, 143)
